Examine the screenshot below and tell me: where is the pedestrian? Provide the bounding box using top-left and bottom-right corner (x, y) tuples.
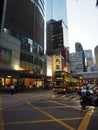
(10, 84), (15, 94)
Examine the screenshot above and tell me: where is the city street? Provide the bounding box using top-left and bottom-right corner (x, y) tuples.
(0, 90), (98, 130)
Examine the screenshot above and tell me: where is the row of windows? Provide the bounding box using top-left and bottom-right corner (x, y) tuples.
(4, 28), (44, 56)
(20, 52), (33, 63)
(20, 52), (43, 67)
(4, 0), (44, 49)
(0, 0), (4, 29)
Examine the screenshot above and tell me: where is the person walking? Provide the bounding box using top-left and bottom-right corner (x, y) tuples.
(10, 84), (15, 94)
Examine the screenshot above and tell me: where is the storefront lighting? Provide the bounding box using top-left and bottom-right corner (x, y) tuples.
(7, 76), (11, 78)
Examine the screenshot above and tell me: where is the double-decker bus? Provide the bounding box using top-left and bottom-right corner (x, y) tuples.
(53, 71), (79, 93)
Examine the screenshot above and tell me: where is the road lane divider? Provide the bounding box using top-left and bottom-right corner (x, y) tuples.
(14, 95), (76, 130)
(77, 106), (95, 130)
(14, 94), (89, 130)
(28, 102), (76, 130)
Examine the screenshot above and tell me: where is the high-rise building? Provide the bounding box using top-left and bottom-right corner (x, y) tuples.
(70, 52), (84, 73)
(46, 20), (68, 55)
(46, 0), (68, 25)
(45, 0), (68, 75)
(84, 50), (93, 72)
(75, 42), (86, 72)
(94, 45), (98, 70)
(46, 19), (69, 73)
(75, 42), (83, 52)
(84, 50), (93, 60)
(0, 0), (45, 87)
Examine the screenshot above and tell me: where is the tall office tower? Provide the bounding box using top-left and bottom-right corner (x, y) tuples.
(46, 0), (68, 25)
(75, 42), (86, 72)
(45, 0), (68, 74)
(75, 42), (83, 52)
(46, 19), (69, 72)
(84, 50), (93, 72)
(70, 52), (84, 73)
(0, 0), (45, 72)
(46, 20), (68, 55)
(94, 45), (98, 70)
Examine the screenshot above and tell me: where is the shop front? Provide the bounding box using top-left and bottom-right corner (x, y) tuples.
(0, 69), (44, 92)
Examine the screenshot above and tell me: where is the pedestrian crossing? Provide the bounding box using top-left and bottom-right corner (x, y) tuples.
(0, 91), (80, 109)
(48, 92), (80, 102)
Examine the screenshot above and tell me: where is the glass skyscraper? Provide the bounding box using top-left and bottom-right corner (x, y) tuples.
(46, 0), (69, 73)
(46, 0), (68, 25)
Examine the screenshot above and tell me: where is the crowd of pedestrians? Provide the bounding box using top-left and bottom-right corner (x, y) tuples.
(0, 83), (38, 94)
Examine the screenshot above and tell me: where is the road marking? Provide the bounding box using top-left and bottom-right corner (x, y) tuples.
(46, 99), (82, 111)
(0, 96), (4, 130)
(78, 106), (94, 130)
(0, 119), (53, 126)
(14, 95), (76, 130)
(14, 94), (89, 130)
(0, 117), (83, 126)
(72, 97), (79, 101)
(29, 103), (76, 130)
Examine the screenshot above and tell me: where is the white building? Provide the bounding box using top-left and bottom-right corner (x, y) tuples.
(70, 52), (84, 73)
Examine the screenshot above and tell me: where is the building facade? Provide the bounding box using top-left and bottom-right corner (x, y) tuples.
(46, 19), (69, 74)
(70, 52), (85, 74)
(75, 42), (86, 72)
(45, 0), (68, 75)
(94, 45), (98, 70)
(75, 42), (83, 52)
(84, 50), (93, 72)
(45, 0), (68, 25)
(0, 0), (45, 88)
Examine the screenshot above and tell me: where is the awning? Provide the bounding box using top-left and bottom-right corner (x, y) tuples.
(0, 68), (43, 79)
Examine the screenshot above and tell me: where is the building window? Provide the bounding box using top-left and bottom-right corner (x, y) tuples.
(56, 65), (60, 69)
(56, 58), (60, 63)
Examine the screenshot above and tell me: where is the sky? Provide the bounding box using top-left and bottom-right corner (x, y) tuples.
(66, 0), (98, 56)
(46, 0), (98, 57)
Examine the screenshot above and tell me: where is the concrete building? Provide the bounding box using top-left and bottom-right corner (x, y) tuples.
(84, 49), (93, 72)
(75, 42), (83, 52)
(0, 0), (45, 88)
(94, 45), (98, 70)
(75, 42), (86, 72)
(70, 52), (85, 74)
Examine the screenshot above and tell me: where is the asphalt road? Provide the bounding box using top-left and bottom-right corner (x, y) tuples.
(0, 90), (98, 130)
